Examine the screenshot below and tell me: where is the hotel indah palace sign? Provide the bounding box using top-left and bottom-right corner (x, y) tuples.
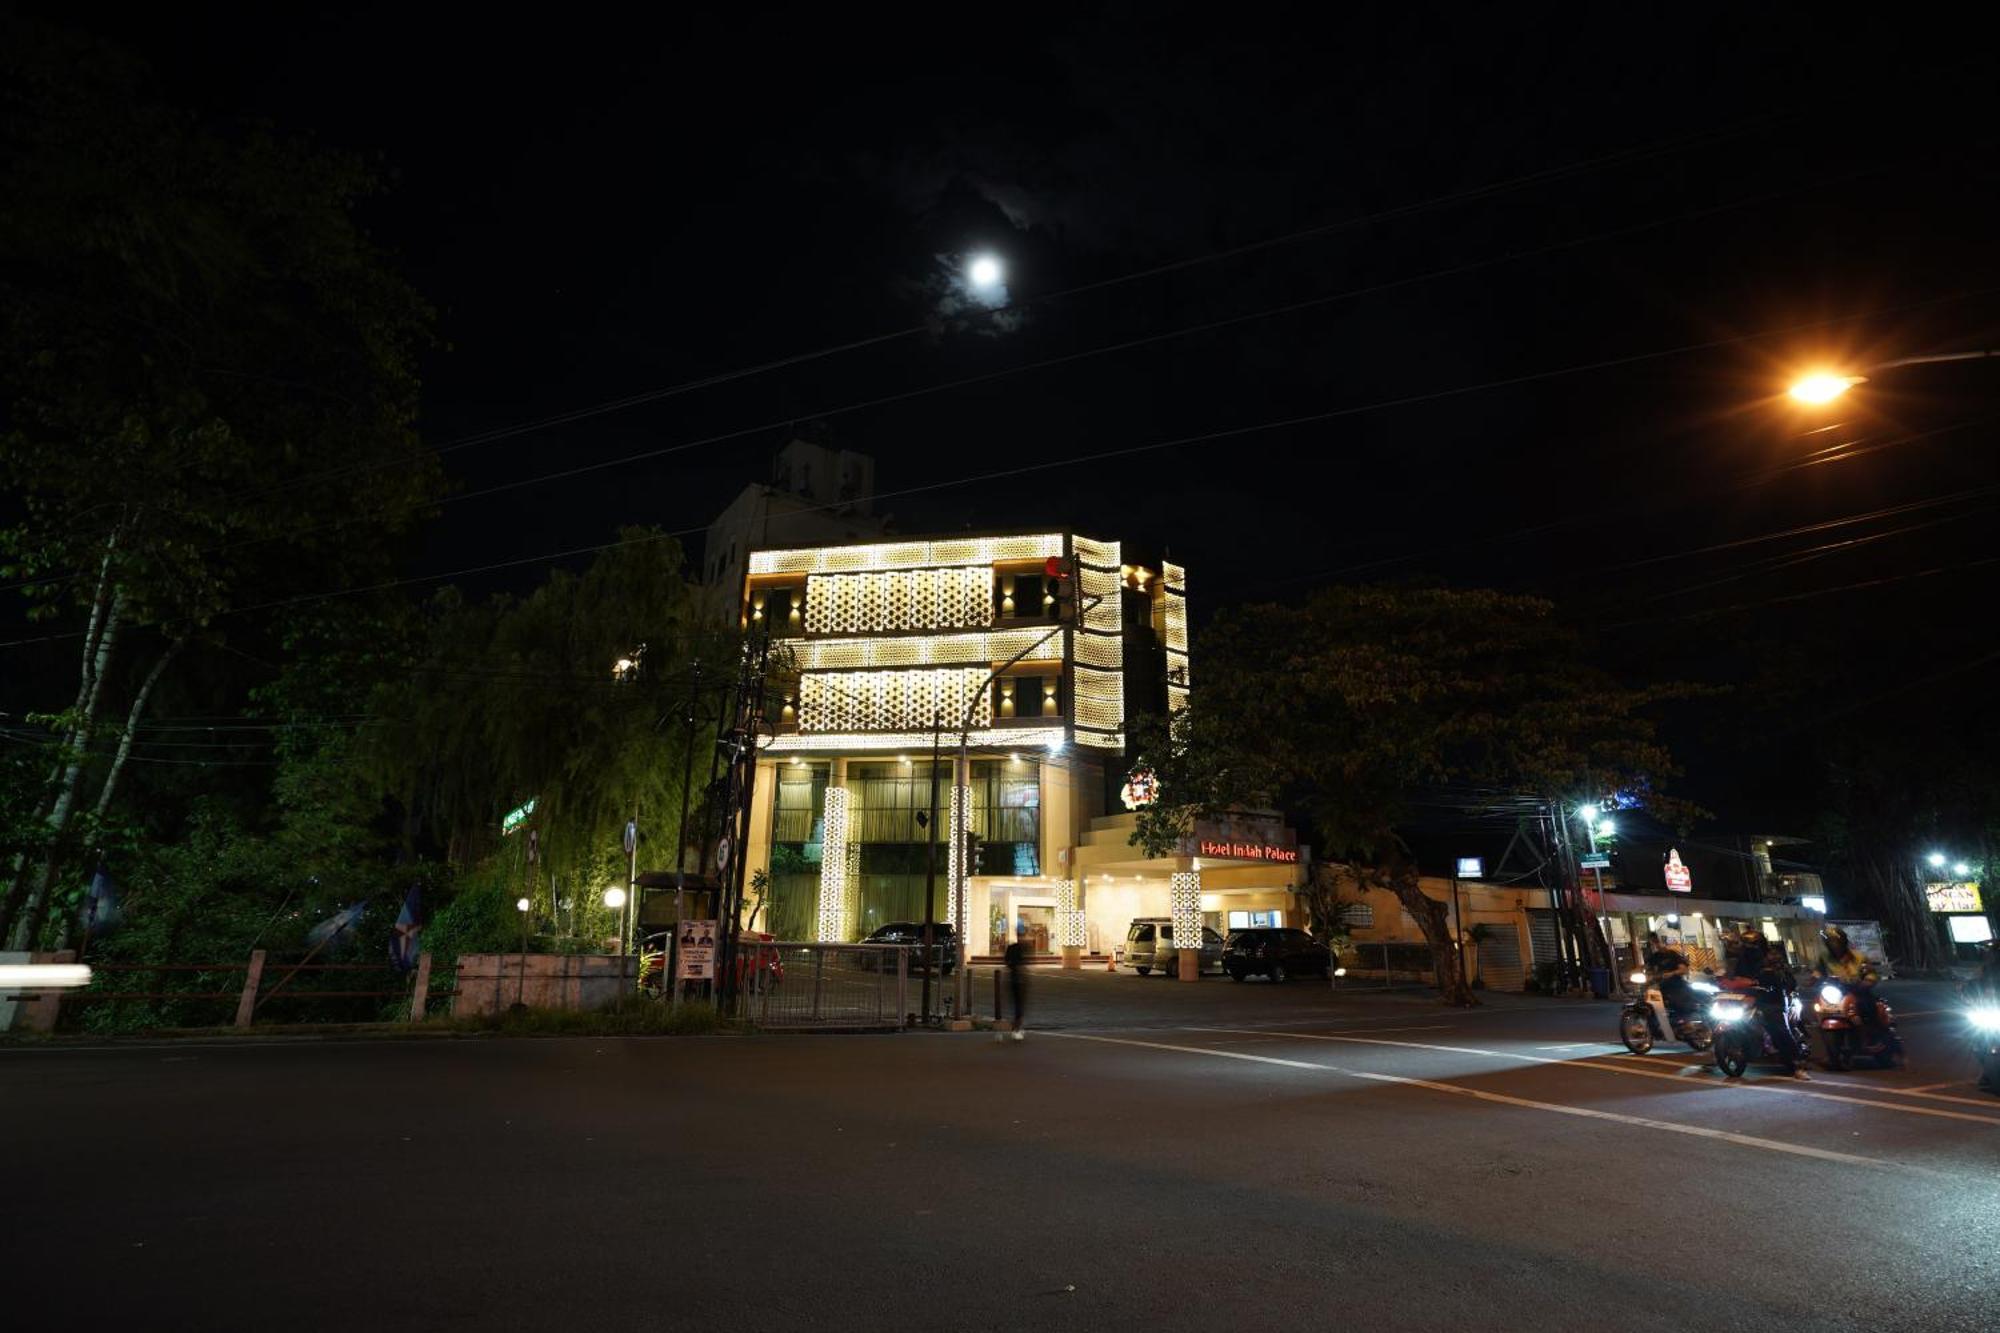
(1187, 813), (1299, 864)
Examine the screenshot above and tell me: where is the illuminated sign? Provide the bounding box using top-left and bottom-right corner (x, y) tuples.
(1924, 881), (1983, 914)
(501, 798), (537, 837)
(1197, 838), (1299, 864)
(1948, 915), (1994, 944)
(1456, 857), (1485, 879)
(1664, 848), (1692, 893)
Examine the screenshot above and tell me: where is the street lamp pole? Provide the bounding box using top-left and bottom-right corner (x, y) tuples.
(1789, 349), (2000, 404)
(950, 589), (1104, 1016)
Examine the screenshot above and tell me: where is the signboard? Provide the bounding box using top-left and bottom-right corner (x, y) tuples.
(1663, 848), (1692, 893)
(1924, 880), (1982, 914)
(1455, 856), (1485, 879)
(675, 920), (718, 981)
(1579, 853), (1611, 871)
(1196, 838), (1299, 864)
(1949, 914), (1994, 945)
(1830, 919), (1889, 976)
(501, 798), (537, 836)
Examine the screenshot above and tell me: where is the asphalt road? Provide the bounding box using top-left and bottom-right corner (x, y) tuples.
(4, 975), (1994, 1332)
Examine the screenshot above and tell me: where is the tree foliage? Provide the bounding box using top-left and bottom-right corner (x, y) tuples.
(1131, 585), (1693, 1004)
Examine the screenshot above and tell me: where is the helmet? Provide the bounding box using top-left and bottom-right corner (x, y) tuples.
(1739, 929), (1766, 950)
(1821, 925), (1850, 953)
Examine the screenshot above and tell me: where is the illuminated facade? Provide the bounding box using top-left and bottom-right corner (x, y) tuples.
(736, 530), (1298, 978)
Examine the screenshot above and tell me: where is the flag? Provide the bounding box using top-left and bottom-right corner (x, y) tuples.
(389, 886), (424, 971)
(305, 900), (368, 950)
(81, 862), (121, 935)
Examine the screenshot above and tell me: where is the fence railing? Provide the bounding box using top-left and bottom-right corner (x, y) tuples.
(735, 943), (909, 1030)
(18, 949), (453, 1031)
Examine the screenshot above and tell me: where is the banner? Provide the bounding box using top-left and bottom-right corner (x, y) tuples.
(676, 920), (718, 981)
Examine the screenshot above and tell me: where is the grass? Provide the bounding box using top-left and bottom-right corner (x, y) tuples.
(4, 997), (745, 1044)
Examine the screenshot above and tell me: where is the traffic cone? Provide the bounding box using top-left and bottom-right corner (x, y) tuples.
(1106, 947), (1118, 973)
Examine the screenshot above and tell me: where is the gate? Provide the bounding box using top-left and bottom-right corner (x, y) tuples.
(735, 943), (910, 1031)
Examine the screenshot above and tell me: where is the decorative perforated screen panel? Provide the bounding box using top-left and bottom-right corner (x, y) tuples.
(804, 567), (994, 635)
(798, 668), (994, 734)
(1170, 870), (1203, 961)
(817, 787), (850, 942)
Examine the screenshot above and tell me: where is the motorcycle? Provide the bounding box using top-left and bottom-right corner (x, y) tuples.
(1808, 976), (1903, 1070)
(1968, 1001), (2000, 1094)
(1707, 980), (1808, 1078)
(1618, 969), (1715, 1055)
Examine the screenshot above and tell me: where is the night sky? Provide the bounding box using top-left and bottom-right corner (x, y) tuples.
(23, 6), (2000, 828)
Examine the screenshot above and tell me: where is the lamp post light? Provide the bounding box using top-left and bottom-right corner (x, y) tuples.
(514, 896), (531, 1011)
(1786, 349), (1999, 407)
(1927, 852), (1948, 869)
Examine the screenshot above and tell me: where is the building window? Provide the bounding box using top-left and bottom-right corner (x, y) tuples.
(841, 759), (1041, 931)
(765, 763), (829, 939)
(749, 584), (804, 637)
(993, 671), (1060, 720)
(995, 571), (1058, 623)
(1338, 903), (1374, 928)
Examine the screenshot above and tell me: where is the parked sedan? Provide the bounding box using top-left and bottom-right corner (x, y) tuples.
(860, 921), (958, 974)
(1224, 927), (1331, 982)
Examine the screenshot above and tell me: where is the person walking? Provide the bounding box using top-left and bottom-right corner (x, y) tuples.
(1001, 928), (1029, 1041)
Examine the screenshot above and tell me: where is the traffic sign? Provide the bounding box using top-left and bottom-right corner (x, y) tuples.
(1580, 853), (1610, 871)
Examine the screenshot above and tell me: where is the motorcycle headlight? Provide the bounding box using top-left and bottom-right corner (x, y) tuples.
(1819, 984), (1843, 1006)
(1970, 1006), (2000, 1032)
(1628, 971), (1648, 985)
(1709, 1001), (1746, 1024)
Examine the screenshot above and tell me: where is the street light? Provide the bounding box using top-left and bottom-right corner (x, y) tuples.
(1927, 852), (1948, 868)
(1787, 349), (1997, 407)
(603, 886), (628, 910)
(1787, 372), (1862, 405)
(1952, 861), (1972, 878)
(514, 896), (531, 1011)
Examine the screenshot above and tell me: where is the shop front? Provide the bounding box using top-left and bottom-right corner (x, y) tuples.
(1598, 892), (1829, 975)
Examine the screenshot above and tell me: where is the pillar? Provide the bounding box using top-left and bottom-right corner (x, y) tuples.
(1056, 878), (1082, 967)
(817, 786), (850, 942)
(1170, 869), (1202, 981)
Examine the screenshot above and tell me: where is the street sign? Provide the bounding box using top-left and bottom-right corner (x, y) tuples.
(1579, 853), (1611, 871)
(716, 834), (733, 873)
(1663, 848), (1692, 893)
(501, 798), (537, 836)
(676, 920), (718, 981)
(623, 819), (638, 858)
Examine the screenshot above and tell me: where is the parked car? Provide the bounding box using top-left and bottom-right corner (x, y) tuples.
(860, 921), (958, 974)
(1223, 927), (1331, 982)
(1124, 917), (1223, 975)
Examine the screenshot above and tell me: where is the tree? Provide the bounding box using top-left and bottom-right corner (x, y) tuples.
(0, 23), (440, 944)
(364, 532), (733, 937)
(1131, 585), (1691, 1006)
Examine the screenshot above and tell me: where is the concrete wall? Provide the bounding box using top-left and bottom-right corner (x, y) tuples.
(452, 953), (639, 1017)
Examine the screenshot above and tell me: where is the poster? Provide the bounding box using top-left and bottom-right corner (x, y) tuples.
(1923, 881), (1982, 914)
(1663, 848), (1692, 893)
(676, 919), (718, 981)
(1829, 919), (1889, 977)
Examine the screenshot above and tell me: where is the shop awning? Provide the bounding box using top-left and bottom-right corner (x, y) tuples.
(1604, 893), (1818, 920)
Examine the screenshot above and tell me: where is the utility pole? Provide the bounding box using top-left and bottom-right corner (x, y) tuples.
(669, 660), (700, 997)
(715, 631), (772, 1010)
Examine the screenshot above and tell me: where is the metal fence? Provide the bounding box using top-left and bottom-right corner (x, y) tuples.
(734, 943), (910, 1030)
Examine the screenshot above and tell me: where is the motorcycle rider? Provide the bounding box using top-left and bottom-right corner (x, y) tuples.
(1730, 929), (1809, 1079)
(1818, 925), (1886, 1034)
(1643, 931), (1698, 1029)
(1966, 942), (2000, 1090)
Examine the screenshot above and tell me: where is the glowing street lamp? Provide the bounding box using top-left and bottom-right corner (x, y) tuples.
(1786, 349), (1996, 408)
(1787, 372), (1862, 405)
(1953, 861), (1972, 878)
(603, 886), (628, 910)
(1927, 852), (1948, 868)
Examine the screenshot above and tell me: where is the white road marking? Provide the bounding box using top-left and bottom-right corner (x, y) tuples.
(1191, 1027), (2000, 1127)
(1043, 1030), (1922, 1172)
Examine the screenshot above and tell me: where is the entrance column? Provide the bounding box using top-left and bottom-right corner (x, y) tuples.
(1056, 877), (1081, 968)
(816, 765), (850, 942)
(1171, 868), (1202, 981)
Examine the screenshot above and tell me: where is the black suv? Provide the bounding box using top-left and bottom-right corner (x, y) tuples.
(1223, 927), (1331, 982)
(860, 921), (958, 974)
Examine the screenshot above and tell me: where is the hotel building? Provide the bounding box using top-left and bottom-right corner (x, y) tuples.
(736, 530), (1305, 974)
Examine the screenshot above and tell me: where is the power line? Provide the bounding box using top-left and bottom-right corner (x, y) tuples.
(3, 152), (1886, 601)
(6, 285), (1997, 653)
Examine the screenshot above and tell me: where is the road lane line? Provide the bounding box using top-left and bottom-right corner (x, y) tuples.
(1042, 1031), (1920, 1173)
(1191, 1027), (2000, 1127)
